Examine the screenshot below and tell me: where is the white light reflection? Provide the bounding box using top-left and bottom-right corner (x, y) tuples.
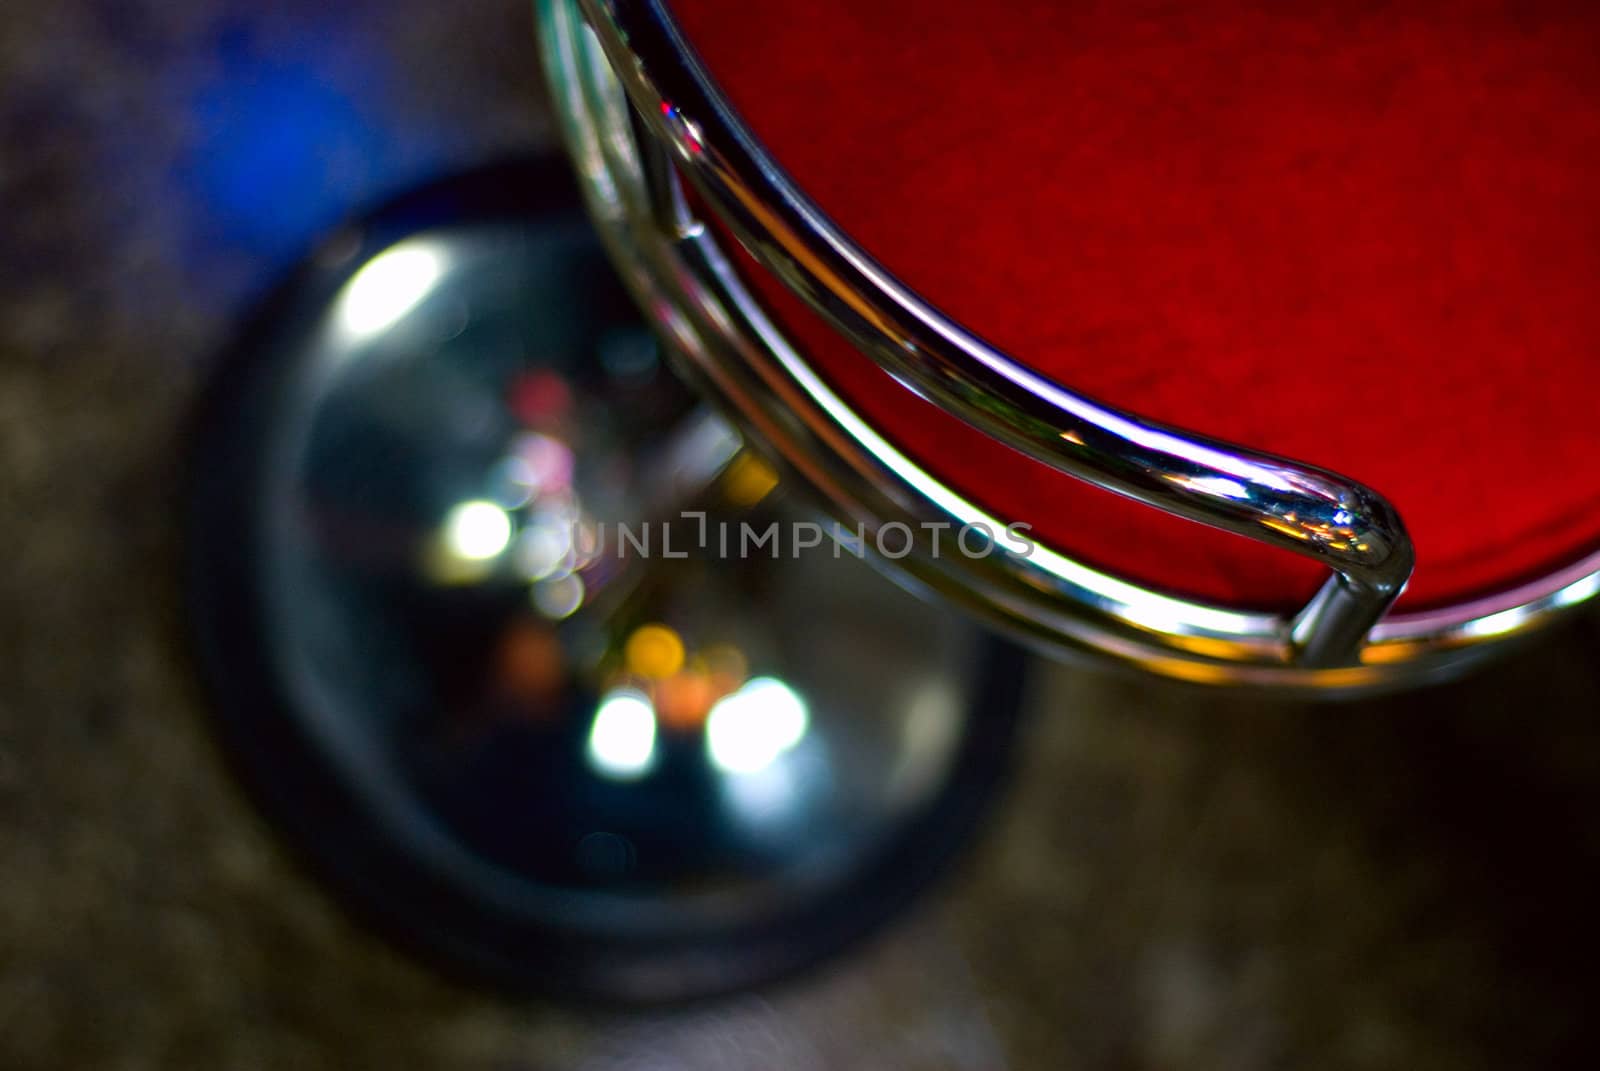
(1171, 474), (1252, 501)
(532, 572), (585, 619)
(587, 689), (657, 780)
(488, 455), (539, 510)
(339, 241), (443, 337)
(705, 677), (809, 774)
(720, 753), (803, 827)
(514, 517), (574, 581)
(1553, 571), (1600, 610)
(1459, 609), (1523, 639)
(886, 677), (962, 802)
(442, 500), (512, 561)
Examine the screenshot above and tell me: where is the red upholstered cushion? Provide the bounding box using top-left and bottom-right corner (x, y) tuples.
(671, 0), (1600, 611)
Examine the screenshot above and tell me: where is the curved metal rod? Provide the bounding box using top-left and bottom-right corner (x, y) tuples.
(578, 0), (1415, 666)
(541, 0), (1599, 689)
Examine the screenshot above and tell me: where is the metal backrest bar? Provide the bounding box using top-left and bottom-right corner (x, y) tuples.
(542, 0), (1600, 687)
(578, 0), (1414, 666)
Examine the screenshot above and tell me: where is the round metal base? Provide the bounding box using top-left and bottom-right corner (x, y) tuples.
(184, 160), (1026, 1003)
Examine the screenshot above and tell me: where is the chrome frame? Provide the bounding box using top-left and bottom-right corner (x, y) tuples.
(537, 0), (1600, 691)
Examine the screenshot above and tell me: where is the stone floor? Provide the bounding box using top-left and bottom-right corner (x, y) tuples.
(3, 2), (1599, 1068)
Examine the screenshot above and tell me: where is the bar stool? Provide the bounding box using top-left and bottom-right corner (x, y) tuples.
(186, 2), (1600, 1007)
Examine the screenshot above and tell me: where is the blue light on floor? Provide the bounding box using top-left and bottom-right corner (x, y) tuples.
(184, 56), (381, 259)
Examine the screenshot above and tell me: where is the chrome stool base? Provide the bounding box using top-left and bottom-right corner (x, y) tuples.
(184, 160), (1025, 1002)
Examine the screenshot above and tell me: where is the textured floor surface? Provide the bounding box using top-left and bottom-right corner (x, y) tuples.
(3, 3), (1600, 1069)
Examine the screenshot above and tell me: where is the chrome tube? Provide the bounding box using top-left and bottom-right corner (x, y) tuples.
(577, 0), (1413, 667)
(537, 0), (1600, 690)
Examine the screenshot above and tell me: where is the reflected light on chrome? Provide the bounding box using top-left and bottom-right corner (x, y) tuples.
(705, 677), (809, 774)
(339, 241), (443, 337)
(514, 432), (575, 495)
(1460, 606), (1534, 640)
(887, 677), (961, 801)
(442, 500), (512, 562)
(514, 511), (576, 581)
(719, 752), (803, 828)
(533, 572), (585, 619)
(1167, 473), (1252, 501)
(587, 689), (657, 780)
(624, 623), (685, 679)
(1553, 571), (1600, 610)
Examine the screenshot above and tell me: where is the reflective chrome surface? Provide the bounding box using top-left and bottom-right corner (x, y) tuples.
(537, 0), (1600, 691)
(185, 162), (1024, 1001)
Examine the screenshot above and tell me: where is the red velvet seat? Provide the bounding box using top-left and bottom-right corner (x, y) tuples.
(672, 0), (1600, 612)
